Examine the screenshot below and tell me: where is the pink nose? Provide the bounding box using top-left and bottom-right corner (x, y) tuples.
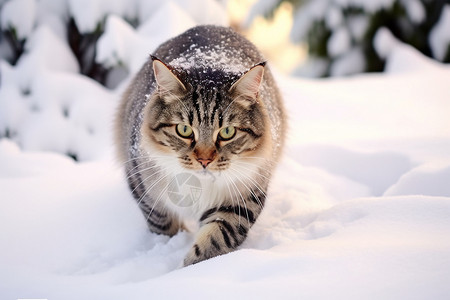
(194, 148), (216, 169)
(197, 158), (213, 168)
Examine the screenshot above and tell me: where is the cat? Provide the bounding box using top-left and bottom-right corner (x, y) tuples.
(115, 25), (286, 266)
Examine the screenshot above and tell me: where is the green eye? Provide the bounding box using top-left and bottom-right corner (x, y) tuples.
(176, 124), (193, 138)
(218, 126), (236, 141)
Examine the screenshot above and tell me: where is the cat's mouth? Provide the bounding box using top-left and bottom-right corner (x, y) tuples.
(194, 168), (217, 181)
(178, 153), (230, 173)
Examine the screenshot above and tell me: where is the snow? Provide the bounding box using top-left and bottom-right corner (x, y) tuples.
(96, 15), (147, 71)
(2, 132), (450, 298)
(2, 2), (450, 299)
(334, 0), (395, 13)
(385, 163), (450, 197)
(347, 15), (369, 40)
(286, 0), (450, 77)
(244, 0), (280, 27)
(0, 24), (114, 160)
(325, 6), (343, 28)
(430, 4), (450, 61)
(291, 0), (328, 43)
(172, 0), (228, 26)
(21, 25), (79, 74)
(291, 56), (328, 78)
(67, 0), (226, 35)
(290, 0), (397, 43)
(290, 145), (412, 196)
(327, 26), (351, 58)
(375, 28), (447, 73)
(96, 1), (219, 80)
(135, 0), (227, 28)
(67, 0), (137, 34)
(0, 0), (37, 40)
(329, 47), (365, 76)
(1, 0), (224, 160)
(136, 1), (197, 55)
(373, 27), (399, 59)
(401, 0), (425, 24)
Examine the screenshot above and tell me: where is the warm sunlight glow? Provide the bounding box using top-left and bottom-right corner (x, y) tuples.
(227, 0), (257, 26)
(228, 0), (306, 74)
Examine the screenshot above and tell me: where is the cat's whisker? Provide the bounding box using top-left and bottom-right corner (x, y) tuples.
(236, 157), (275, 168)
(146, 172), (175, 222)
(224, 171), (251, 226)
(120, 154), (162, 165)
(124, 154), (177, 179)
(228, 164), (268, 202)
(136, 168), (172, 208)
(224, 171), (244, 225)
(231, 161), (271, 182)
(239, 156), (269, 160)
(239, 157), (276, 168)
(121, 154), (175, 163)
(125, 159), (152, 174)
(235, 158), (273, 170)
(120, 156), (170, 174)
(222, 172), (242, 225)
(134, 166), (170, 206)
(125, 164), (161, 181)
(228, 166), (265, 210)
(236, 158), (271, 165)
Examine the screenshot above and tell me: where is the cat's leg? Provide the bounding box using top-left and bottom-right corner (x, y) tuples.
(183, 190), (266, 266)
(126, 166), (184, 236)
(138, 201), (183, 236)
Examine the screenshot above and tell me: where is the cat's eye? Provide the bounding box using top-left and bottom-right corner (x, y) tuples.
(176, 124), (193, 138)
(218, 126), (236, 141)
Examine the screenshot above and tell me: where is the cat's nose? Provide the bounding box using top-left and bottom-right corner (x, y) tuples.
(197, 158), (213, 168)
(194, 148), (216, 168)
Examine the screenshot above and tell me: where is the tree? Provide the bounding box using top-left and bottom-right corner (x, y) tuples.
(248, 0), (450, 77)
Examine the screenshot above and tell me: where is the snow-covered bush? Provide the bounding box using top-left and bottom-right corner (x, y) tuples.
(0, 0), (228, 161)
(248, 0), (450, 77)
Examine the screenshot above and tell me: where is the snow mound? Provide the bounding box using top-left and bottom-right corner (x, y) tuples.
(96, 15), (148, 72)
(289, 145), (413, 196)
(374, 27), (445, 73)
(0, 0), (37, 40)
(385, 163), (450, 197)
(136, 1), (197, 60)
(67, 0), (136, 34)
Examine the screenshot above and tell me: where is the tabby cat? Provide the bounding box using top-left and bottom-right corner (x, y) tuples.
(116, 25), (285, 266)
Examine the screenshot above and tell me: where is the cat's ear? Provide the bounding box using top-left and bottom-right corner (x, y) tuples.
(230, 62), (265, 106)
(151, 56), (186, 95)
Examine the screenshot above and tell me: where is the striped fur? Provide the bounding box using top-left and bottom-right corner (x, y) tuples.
(116, 25), (285, 266)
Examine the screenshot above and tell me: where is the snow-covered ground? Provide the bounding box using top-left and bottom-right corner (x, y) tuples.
(2, 43), (450, 299)
(1, 1), (450, 299)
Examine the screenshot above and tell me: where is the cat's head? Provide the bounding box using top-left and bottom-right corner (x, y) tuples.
(141, 57), (272, 176)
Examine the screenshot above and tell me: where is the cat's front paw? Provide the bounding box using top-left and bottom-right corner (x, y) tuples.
(183, 244), (207, 266)
(183, 228), (223, 266)
(183, 220), (248, 266)
(183, 241), (225, 266)
(182, 223), (227, 266)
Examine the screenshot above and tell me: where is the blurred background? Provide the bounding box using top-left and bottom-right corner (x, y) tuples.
(232, 0), (450, 77)
(1, 0), (449, 85)
(0, 0), (449, 160)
